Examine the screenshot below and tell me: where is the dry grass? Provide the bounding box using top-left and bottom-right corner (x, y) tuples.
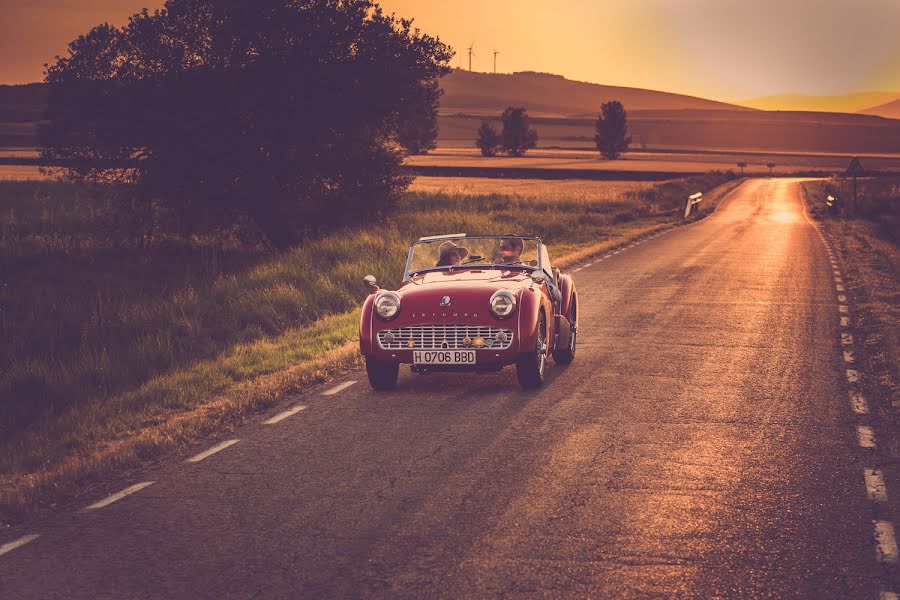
(0, 173), (735, 523)
(408, 177), (656, 202)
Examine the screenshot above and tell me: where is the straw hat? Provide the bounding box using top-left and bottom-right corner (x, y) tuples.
(438, 240), (469, 260)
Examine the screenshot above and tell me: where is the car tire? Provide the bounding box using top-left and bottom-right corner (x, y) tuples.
(366, 356), (399, 390)
(552, 299), (577, 365)
(517, 312), (547, 389)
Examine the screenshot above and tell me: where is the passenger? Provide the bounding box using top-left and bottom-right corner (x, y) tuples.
(499, 235), (524, 264)
(436, 241), (469, 267)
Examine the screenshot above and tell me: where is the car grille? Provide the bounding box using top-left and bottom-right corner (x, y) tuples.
(377, 324), (514, 350)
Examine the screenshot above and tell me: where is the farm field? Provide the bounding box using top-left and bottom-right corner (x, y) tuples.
(408, 177), (657, 200)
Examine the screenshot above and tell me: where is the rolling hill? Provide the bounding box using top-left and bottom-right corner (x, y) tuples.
(742, 91), (900, 114)
(440, 69), (751, 117)
(859, 99), (900, 120)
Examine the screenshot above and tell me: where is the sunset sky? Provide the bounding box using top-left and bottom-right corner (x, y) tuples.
(2, 0), (899, 102)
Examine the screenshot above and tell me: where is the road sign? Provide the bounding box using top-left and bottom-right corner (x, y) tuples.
(846, 156), (864, 177)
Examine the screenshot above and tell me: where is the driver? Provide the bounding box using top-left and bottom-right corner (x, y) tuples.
(436, 241), (469, 267)
(499, 235), (524, 264)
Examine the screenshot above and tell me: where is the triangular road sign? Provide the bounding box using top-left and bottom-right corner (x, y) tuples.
(846, 156), (864, 176)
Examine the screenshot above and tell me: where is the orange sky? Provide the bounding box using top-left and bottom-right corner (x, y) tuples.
(2, 0), (899, 101)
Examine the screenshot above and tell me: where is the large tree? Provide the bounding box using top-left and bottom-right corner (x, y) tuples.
(594, 100), (631, 160)
(396, 79), (440, 156)
(499, 107), (538, 157)
(40, 0), (452, 249)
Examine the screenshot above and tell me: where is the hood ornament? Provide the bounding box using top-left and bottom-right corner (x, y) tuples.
(440, 295), (451, 307)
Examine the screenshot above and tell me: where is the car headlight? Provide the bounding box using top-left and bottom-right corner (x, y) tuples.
(374, 292), (401, 320)
(490, 290), (517, 318)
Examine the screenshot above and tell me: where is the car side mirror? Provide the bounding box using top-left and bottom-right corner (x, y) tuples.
(530, 271), (545, 284)
(363, 274), (379, 290)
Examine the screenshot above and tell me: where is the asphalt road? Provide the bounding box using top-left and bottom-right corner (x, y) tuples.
(1, 178), (897, 598)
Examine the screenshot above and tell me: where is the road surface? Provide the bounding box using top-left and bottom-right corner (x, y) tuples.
(1, 178), (897, 598)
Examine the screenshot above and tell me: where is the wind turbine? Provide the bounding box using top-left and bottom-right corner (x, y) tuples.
(493, 48), (500, 74)
(467, 42), (476, 72)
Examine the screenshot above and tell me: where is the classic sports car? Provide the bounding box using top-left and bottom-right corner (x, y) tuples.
(359, 234), (578, 390)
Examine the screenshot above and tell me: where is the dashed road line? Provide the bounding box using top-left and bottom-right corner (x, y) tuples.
(187, 439), (240, 463)
(881, 591), (898, 600)
(839, 305), (849, 313)
(0, 534), (40, 558)
(844, 350), (855, 364)
(264, 405), (307, 425)
(847, 369), (860, 383)
(84, 481), (155, 510)
(864, 468), (888, 502)
(850, 391), (869, 415)
(841, 333), (853, 346)
(838, 294), (847, 303)
(323, 380), (357, 396)
(875, 521), (899, 563)
(836, 284), (845, 291)
(840, 317), (850, 327)
(857, 425), (876, 449)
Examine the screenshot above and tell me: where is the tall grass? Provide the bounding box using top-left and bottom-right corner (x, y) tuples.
(0, 173), (731, 480)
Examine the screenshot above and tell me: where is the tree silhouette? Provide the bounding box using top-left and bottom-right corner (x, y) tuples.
(475, 120), (500, 157)
(767, 162), (776, 175)
(737, 161), (747, 176)
(396, 79), (441, 155)
(40, 0), (452, 250)
(594, 100), (631, 160)
(499, 107), (538, 157)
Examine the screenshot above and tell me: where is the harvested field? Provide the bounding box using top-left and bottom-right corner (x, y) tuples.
(409, 177), (656, 201)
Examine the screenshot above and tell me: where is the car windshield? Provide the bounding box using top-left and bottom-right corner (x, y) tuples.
(406, 236), (542, 278)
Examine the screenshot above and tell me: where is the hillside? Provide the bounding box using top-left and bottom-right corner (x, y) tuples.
(742, 91), (900, 113)
(440, 69), (751, 117)
(859, 99), (900, 120)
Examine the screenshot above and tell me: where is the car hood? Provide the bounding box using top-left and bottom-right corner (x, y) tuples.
(394, 268), (533, 313)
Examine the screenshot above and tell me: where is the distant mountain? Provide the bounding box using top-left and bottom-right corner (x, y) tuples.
(858, 99), (900, 120)
(440, 69), (752, 117)
(742, 92), (900, 114)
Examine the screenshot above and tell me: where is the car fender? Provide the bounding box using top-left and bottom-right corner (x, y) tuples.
(517, 284), (552, 353)
(559, 274), (577, 322)
(359, 293), (377, 355)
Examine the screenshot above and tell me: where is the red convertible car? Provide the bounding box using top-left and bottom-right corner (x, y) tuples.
(359, 234), (578, 390)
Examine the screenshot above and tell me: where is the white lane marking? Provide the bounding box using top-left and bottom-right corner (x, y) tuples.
(323, 380), (357, 396)
(0, 534), (40, 557)
(841, 333), (853, 346)
(844, 350), (855, 364)
(839, 305), (849, 313)
(847, 369), (859, 382)
(865, 468), (888, 502)
(187, 439), (240, 463)
(837, 294), (847, 303)
(572, 267), (583, 273)
(850, 391), (869, 415)
(84, 481), (155, 510)
(604, 254), (613, 258)
(836, 284), (845, 291)
(875, 521), (899, 563)
(841, 316), (850, 327)
(858, 425), (876, 449)
(264, 405), (307, 425)
(880, 591), (898, 600)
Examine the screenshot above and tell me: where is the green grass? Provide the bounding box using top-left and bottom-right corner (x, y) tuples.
(0, 173), (733, 521)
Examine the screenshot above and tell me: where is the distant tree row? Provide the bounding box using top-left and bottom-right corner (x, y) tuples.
(475, 101), (632, 159)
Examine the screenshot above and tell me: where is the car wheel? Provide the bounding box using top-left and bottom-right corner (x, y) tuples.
(366, 356), (399, 390)
(552, 299), (577, 365)
(517, 312), (547, 389)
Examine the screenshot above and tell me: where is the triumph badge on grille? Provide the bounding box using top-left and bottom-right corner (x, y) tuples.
(440, 296), (451, 307)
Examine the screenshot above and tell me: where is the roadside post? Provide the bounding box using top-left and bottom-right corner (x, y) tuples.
(684, 192), (703, 218)
(846, 156), (864, 216)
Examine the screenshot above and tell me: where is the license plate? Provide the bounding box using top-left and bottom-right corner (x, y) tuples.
(413, 350), (476, 365)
